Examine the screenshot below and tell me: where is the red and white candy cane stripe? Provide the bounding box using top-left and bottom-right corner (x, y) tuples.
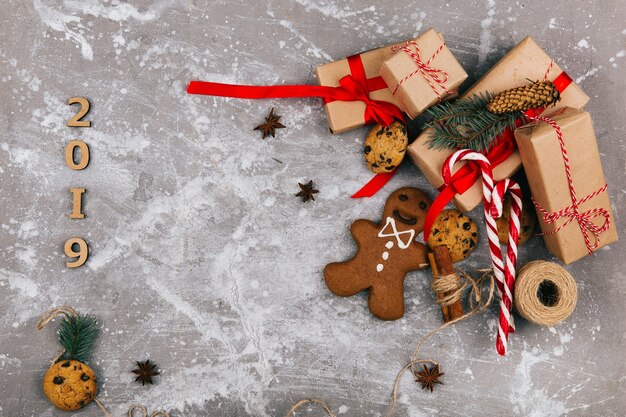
(526, 116), (610, 254)
(390, 40), (451, 99)
(442, 150), (522, 356)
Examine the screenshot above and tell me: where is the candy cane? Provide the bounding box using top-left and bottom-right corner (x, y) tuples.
(442, 150), (522, 356)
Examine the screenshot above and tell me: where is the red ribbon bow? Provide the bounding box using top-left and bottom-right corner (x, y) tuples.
(334, 73), (405, 126)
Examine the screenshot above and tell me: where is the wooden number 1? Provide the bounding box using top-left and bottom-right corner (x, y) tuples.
(64, 237), (89, 268)
(67, 97), (91, 127)
(69, 188), (86, 219)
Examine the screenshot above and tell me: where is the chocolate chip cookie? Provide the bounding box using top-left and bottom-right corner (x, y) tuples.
(43, 359), (97, 411)
(427, 209), (478, 263)
(363, 121), (408, 173)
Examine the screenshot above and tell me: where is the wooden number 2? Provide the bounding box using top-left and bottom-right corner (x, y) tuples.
(64, 237), (89, 268)
(67, 97), (91, 127)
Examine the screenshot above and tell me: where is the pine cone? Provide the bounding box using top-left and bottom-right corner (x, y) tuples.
(486, 81), (560, 114)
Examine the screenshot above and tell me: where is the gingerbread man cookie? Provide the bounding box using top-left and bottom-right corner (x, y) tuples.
(324, 187), (431, 320)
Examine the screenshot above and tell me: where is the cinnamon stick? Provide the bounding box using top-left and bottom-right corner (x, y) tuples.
(429, 246), (464, 322)
(428, 251), (449, 322)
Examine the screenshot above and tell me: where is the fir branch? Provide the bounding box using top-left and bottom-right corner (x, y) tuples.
(425, 93), (523, 152)
(58, 314), (99, 363)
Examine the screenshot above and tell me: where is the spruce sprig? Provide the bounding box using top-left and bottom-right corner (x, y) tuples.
(58, 314), (99, 363)
(425, 93), (523, 152)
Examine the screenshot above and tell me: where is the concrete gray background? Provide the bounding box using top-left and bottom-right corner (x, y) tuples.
(0, 0), (624, 416)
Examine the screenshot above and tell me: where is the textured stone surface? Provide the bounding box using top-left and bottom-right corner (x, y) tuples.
(0, 1), (624, 416)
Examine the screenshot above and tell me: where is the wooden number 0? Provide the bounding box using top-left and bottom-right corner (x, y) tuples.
(67, 97), (91, 127)
(65, 140), (90, 170)
(64, 237), (89, 268)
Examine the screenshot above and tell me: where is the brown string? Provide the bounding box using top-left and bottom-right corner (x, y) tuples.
(283, 270), (495, 417)
(95, 398), (113, 417)
(284, 399), (336, 417)
(431, 272), (467, 306)
(128, 403), (171, 417)
(36, 305), (78, 330)
(95, 399), (170, 417)
(37, 306), (79, 364)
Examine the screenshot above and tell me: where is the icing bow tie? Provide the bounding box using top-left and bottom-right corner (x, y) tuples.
(378, 217), (416, 249)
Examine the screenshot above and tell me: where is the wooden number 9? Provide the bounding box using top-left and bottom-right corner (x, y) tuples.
(64, 237), (89, 268)
(67, 97), (91, 127)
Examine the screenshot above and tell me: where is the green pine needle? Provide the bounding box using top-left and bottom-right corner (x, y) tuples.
(58, 314), (99, 363)
(425, 93), (523, 152)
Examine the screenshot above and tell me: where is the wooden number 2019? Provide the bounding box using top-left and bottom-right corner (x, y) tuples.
(65, 97), (91, 268)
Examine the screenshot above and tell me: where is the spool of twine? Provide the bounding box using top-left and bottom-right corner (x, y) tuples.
(514, 261), (578, 326)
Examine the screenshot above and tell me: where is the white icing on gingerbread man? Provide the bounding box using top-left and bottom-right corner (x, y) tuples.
(376, 217), (416, 272)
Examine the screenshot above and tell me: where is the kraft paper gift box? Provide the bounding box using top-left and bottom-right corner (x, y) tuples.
(315, 32), (446, 134)
(379, 28), (468, 119)
(514, 108), (618, 264)
(406, 36), (590, 212)
(315, 40), (406, 134)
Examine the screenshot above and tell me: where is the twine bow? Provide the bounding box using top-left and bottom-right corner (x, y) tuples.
(526, 115), (610, 254)
(390, 40), (451, 99)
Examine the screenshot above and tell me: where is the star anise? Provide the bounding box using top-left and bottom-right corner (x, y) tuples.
(414, 364), (444, 393)
(295, 180), (319, 202)
(254, 108), (286, 139)
(132, 359), (160, 386)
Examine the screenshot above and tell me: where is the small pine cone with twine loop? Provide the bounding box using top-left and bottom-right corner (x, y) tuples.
(486, 80), (560, 114)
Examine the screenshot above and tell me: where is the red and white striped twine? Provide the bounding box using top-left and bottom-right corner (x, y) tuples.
(390, 40), (451, 99)
(442, 149), (522, 356)
(526, 116), (610, 254)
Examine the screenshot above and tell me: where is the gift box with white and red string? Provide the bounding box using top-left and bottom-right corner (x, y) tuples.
(379, 28), (467, 119)
(514, 108), (618, 264)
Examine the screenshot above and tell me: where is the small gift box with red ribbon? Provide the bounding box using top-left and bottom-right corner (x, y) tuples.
(515, 108), (618, 264)
(315, 38), (412, 134)
(379, 29), (468, 119)
(407, 36), (589, 213)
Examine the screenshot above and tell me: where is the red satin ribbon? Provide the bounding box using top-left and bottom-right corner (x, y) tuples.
(351, 167), (398, 198)
(422, 71), (573, 241)
(187, 54), (403, 128)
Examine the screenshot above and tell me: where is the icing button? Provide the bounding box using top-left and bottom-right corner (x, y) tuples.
(376, 264), (384, 272)
(382, 252), (389, 260)
(385, 241), (394, 249)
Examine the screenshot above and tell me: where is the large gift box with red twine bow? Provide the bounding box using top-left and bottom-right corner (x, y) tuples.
(514, 108), (618, 264)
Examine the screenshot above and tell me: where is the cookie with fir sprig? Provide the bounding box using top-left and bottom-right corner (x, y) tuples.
(38, 307), (99, 411)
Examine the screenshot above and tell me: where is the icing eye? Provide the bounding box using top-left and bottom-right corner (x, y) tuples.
(399, 194), (408, 201)
(419, 201), (427, 209)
